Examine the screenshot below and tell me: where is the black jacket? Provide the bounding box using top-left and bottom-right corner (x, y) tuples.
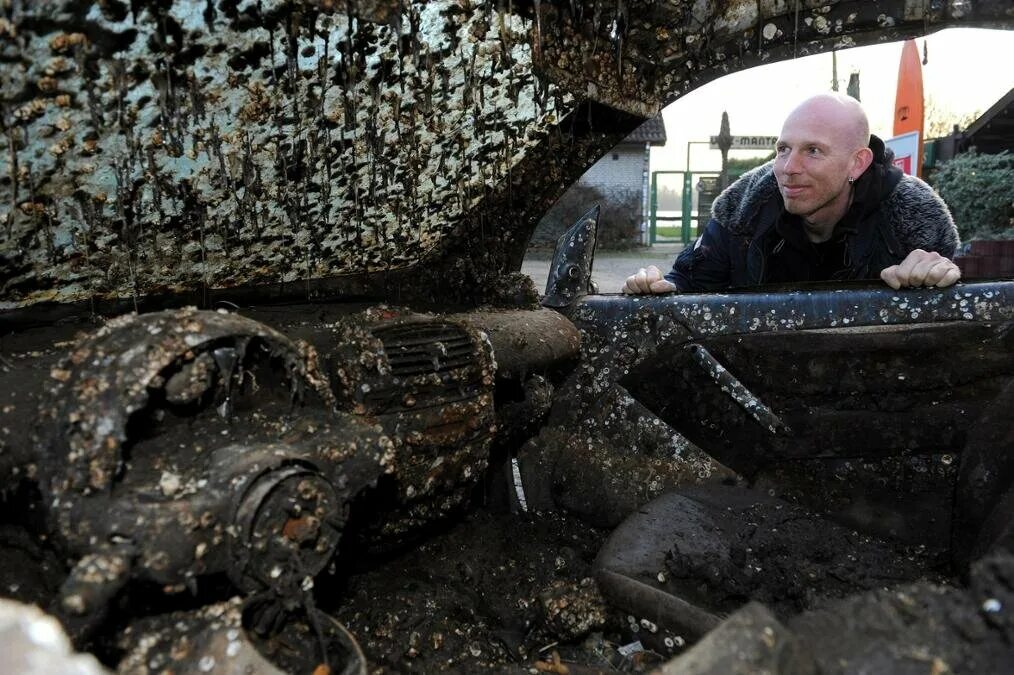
(666, 136), (960, 292)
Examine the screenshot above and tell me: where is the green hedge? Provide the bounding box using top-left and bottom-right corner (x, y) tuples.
(532, 184), (642, 250)
(932, 151), (1014, 241)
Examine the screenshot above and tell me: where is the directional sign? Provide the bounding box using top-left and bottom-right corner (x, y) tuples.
(709, 135), (778, 150)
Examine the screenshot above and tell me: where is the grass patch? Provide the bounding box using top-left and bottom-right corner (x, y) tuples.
(654, 226), (701, 240)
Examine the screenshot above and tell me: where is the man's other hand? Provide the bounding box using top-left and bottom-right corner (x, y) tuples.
(880, 249), (961, 290)
(623, 265), (678, 294)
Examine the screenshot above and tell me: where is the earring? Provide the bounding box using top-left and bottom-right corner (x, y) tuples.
(847, 176), (855, 184)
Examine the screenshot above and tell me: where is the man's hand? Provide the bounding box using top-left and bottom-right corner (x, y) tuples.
(623, 265), (678, 294)
(880, 249), (961, 290)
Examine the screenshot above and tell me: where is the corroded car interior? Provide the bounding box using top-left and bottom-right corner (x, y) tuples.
(1, 1), (1013, 673)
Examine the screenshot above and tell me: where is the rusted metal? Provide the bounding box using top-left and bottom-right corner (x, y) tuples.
(14, 300), (581, 616)
(32, 309), (392, 640)
(451, 308), (581, 379)
(0, 301), (604, 666)
(323, 310), (498, 546)
(229, 458), (342, 593)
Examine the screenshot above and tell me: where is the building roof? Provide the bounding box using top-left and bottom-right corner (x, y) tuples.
(963, 87), (1013, 154)
(624, 114), (667, 146)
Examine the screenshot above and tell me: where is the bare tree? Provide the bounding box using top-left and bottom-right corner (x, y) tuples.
(925, 95), (981, 139)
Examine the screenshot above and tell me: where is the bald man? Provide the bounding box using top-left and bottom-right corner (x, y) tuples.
(625, 93), (960, 294)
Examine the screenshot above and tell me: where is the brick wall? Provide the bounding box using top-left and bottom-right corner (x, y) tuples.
(578, 143), (647, 199)
(953, 240), (1014, 278)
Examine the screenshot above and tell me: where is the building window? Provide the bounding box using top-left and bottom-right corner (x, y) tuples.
(612, 153), (619, 160)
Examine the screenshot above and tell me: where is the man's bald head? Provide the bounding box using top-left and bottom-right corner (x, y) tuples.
(773, 93), (876, 234)
(783, 93), (870, 152)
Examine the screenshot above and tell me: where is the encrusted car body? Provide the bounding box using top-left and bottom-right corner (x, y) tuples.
(2, 0), (1010, 314)
(1, 1), (1013, 673)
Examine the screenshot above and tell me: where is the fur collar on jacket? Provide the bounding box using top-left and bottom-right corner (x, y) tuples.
(709, 155), (960, 257)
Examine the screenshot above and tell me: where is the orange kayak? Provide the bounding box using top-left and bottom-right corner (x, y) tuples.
(894, 39), (925, 177)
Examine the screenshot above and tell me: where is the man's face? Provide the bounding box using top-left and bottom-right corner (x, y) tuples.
(773, 109), (858, 224)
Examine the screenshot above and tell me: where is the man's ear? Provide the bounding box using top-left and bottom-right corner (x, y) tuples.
(852, 147), (874, 178)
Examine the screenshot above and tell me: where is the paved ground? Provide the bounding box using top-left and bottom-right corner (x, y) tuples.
(522, 244), (685, 294)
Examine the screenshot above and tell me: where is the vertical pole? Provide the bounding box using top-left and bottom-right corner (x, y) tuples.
(682, 171), (692, 245)
(649, 171), (658, 245)
(641, 142), (651, 245)
(684, 141), (693, 246)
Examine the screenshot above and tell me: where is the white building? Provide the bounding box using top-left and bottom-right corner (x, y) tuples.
(531, 115), (667, 249)
(576, 115), (667, 244)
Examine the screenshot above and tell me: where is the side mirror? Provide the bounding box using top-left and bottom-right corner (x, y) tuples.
(542, 205), (599, 308)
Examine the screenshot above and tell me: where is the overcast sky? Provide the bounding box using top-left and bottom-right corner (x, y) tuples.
(650, 27), (1014, 181)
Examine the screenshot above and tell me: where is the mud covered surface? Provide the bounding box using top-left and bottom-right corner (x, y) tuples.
(0, 518), (66, 607)
(327, 508), (662, 673)
(662, 496), (952, 619)
(0, 319), (87, 485)
(786, 552), (1014, 674)
(3, 486), (1011, 674)
(0, 503), (681, 673)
